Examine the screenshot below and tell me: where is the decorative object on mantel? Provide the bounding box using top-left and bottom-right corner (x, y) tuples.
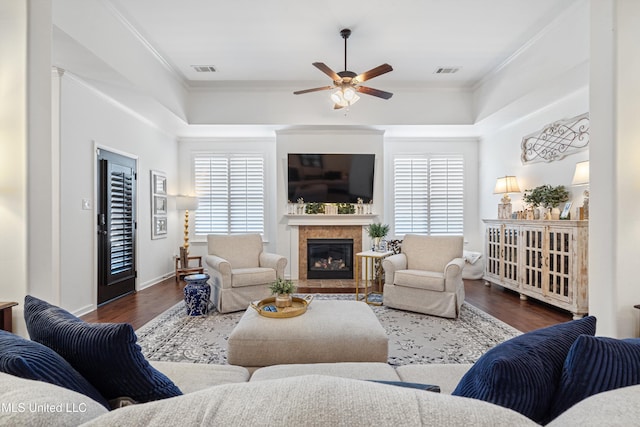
(337, 203), (355, 214)
(571, 160), (589, 220)
(521, 113), (589, 164)
(493, 176), (521, 219)
(523, 185), (570, 220)
(366, 223), (390, 251)
(296, 198), (305, 214)
(305, 202), (325, 215)
(268, 278), (297, 308)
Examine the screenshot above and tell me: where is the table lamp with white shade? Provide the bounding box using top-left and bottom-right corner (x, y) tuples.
(176, 195), (199, 252)
(571, 160), (589, 220)
(493, 176), (521, 219)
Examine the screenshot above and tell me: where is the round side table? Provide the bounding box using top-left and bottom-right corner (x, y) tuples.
(183, 273), (211, 316)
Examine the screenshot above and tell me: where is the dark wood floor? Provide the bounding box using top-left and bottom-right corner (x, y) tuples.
(81, 278), (572, 332)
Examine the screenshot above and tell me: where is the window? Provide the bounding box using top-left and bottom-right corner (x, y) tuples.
(193, 154), (265, 236)
(393, 154), (464, 236)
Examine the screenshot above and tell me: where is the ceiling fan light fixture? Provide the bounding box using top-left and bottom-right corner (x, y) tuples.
(330, 88), (360, 108)
(343, 86), (356, 101)
(293, 28), (393, 107)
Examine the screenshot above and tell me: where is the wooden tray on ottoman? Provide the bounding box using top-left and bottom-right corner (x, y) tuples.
(250, 295), (314, 318)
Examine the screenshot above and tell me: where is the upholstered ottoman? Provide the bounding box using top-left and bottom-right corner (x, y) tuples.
(227, 300), (388, 367)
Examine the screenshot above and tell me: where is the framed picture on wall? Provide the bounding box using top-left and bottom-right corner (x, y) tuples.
(153, 172), (167, 195)
(560, 201), (573, 219)
(153, 195), (167, 215)
(153, 216), (167, 237)
(151, 170), (167, 239)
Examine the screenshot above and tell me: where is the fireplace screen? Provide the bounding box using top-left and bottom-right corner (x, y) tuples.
(307, 238), (354, 279)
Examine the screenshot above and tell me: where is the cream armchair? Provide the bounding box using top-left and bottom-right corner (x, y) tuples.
(381, 235), (465, 319)
(206, 234), (287, 313)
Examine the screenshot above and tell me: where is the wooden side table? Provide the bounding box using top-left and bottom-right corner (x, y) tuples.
(175, 255), (204, 282)
(355, 250), (393, 305)
(0, 302), (18, 333)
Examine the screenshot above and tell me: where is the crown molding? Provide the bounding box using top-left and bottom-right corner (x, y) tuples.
(102, 0), (189, 90)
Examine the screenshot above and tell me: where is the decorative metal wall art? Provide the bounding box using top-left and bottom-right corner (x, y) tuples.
(521, 113), (589, 164)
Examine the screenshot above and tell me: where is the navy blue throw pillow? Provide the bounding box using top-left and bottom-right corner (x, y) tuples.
(24, 295), (182, 403)
(452, 316), (596, 424)
(0, 330), (110, 408)
(548, 335), (640, 421)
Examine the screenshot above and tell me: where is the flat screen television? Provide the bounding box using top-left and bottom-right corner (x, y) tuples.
(287, 153), (375, 203)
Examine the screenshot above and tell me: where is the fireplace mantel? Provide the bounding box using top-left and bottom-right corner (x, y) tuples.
(285, 214), (378, 226)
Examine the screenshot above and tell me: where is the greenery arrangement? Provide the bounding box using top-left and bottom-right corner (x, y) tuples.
(268, 278), (296, 295)
(366, 223), (390, 238)
(305, 202), (325, 214)
(523, 185), (570, 208)
(337, 203), (355, 214)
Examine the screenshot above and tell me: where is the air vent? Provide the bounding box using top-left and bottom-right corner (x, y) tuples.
(434, 67), (460, 74)
(191, 65), (217, 73)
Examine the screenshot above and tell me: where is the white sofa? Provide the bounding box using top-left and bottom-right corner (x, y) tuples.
(1, 361), (638, 426)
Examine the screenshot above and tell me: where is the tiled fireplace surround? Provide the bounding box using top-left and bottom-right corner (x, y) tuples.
(286, 215), (378, 280)
(298, 226), (362, 281)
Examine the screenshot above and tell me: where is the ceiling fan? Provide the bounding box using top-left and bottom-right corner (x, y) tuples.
(294, 28), (393, 109)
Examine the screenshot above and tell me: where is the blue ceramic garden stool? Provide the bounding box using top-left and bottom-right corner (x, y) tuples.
(183, 273), (211, 316)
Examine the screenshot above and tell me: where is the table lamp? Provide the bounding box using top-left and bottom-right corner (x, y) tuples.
(571, 160), (589, 220)
(494, 176), (521, 219)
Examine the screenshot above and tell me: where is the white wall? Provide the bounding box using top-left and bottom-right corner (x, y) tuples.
(188, 85), (474, 127)
(0, 1), (28, 336)
(59, 73), (179, 315)
(475, 0), (590, 240)
(479, 88), (589, 224)
(589, 0), (640, 338)
(473, 0), (590, 123)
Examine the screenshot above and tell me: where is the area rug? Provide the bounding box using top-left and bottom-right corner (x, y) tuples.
(136, 294), (521, 366)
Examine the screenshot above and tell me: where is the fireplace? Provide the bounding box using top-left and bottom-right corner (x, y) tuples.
(307, 238), (354, 279)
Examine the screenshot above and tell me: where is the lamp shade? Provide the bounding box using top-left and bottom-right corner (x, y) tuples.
(176, 195), (199, 211)
(571, 161), (589, 186)
(493, 176), (521, 194)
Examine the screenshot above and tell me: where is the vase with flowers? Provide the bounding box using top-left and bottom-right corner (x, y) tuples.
(366, 222), (390, 251)
(269, 278), (296, 308)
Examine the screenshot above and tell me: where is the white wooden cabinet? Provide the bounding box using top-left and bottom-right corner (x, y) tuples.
(483, 220), (588, 319)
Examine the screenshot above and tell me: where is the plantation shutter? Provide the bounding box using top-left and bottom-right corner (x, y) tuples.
(394, 158), (429, 235)
(108, 164), (135, 275)
(393, 154), (464, 236)
(194, 154), (265, 235)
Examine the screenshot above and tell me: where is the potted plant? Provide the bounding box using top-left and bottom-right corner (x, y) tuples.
(366, 223), (390, 251)
(523, 185), (569, 220)
(268, 278), (296, 308)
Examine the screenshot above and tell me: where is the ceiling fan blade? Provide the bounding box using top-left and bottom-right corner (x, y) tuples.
(312, 62), (342, 81)
(354, 64), (393, 83)
(293, 85), (335, 95)
(356, 86), (393, 100)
